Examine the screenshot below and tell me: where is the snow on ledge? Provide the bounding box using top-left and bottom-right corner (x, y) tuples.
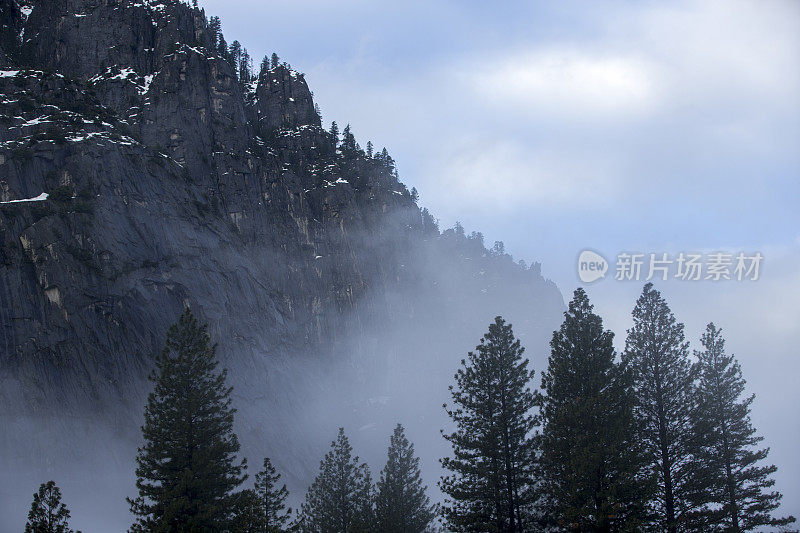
(0, 192), (49, 204)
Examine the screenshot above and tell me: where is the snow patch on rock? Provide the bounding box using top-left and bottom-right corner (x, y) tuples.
(0, 192), (48, 204)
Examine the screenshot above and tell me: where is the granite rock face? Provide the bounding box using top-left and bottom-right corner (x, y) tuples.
(0, 0), (563, 523)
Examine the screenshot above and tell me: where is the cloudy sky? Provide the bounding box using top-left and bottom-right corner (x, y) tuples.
(200, 0), (799, 517)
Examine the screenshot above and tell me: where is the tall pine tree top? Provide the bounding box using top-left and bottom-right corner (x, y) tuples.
(128, 308), (247, 532)
(440, 316), (538, 532)
(540, 288), (619, 408)
(375, 424), (436, 533)
(623, 283), (702, 532)
(299, 428), (373, 533)
(538, 288), (654, 530)
(25, 481), (76, 533)
(693, 323), (795, 532)
(254, 457), (292, 531)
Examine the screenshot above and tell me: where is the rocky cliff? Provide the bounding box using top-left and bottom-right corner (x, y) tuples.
(0, 0), (563, 527)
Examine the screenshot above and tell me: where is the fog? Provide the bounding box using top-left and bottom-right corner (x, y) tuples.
(0, 219), (564, 531)
(3, 223), (796, 530)
(3, 0), (796, 527)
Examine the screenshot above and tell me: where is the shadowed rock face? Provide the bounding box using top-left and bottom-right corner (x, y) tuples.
(0, 0), (564, 527)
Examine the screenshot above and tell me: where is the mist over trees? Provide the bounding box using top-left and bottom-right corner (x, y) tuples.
(6, 1), (795, 531)
(125, 307), (438, 532)
(21, 283), (794, 532)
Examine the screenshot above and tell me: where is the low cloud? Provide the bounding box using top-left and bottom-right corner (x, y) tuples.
(199, 0), (799, 517)
(425, 137), (625, 213)
(464, 49), (658, 118)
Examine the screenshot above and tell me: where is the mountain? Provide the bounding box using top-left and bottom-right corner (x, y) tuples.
(0, 0), (563, 528)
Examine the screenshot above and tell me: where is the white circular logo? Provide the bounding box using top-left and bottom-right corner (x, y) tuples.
(577, 250), (608, 283)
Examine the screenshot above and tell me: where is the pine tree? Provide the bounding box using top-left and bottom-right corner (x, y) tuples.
(260, 55), (270, 78)
(229, 40), (243, 79)
(255, 457), (292, 531)
(439, 316), (539, 532)
(420, 208), (439, 236)
(340, 124), (357, 159)
(469, 231), (485, 248)
(271, 52), (279, 69)
(208, 16), (221, 49)
(231, 490), (264, 533)
(239, 47), (253, 82)
(217, 34), (228, 62)
(693, 323), (795, 532)
(378, 147), (394, 172)
(623, 283), (704, 531)
(538, 288), (653, 531)
(375, 424), (436, 533)
(230, 458), (292, 532)
(353, 466), (375, 532)
(329, 121), (339, 151)
(25, 481), (76, 533)
(299, 428), (374, 532)
(365, 140), (373, 158)
(128, 308), (247, 532)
